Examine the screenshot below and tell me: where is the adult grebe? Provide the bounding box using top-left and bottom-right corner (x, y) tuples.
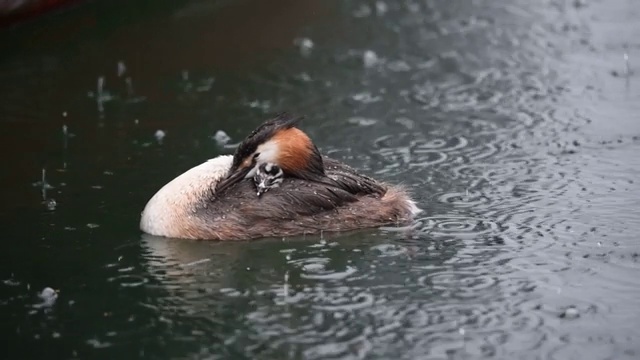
(140, 113), (419, 240)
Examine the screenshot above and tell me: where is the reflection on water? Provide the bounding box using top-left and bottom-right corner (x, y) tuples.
(1, 0), (640, 359)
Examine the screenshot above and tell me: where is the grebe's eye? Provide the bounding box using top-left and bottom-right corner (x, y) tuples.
(251, 152), (260, 164)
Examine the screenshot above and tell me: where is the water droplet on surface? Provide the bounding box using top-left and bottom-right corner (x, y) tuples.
(35, 287), (58, 308)
(363, 50), (379, 67)
(212, 130), (231, 146)
(560, 307), (580, 319)
(46, 199), (57, 211)
(294, 37), (314, 56)
(297, 72), (312, 82)
(375, 1), (388, 15)
(154, 130), (166, 143)
(39, 287), (57, 299)
(247, 99), (271, 111)
(303, 263), (325, 272)
(352, 92), (382, 103)
(86, 338), (111, 349)
(347, 117), (378, 126)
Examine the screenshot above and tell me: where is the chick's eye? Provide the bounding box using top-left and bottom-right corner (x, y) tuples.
(253, 153), (260, 160)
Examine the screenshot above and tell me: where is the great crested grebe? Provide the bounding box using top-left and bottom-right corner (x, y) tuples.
(140, 113), (420, 240)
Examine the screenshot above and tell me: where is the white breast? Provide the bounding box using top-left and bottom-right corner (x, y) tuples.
(140, 155), (233, 238)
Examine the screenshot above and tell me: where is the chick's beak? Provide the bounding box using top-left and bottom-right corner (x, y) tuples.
(215, 166), (252, 194)
(256, 180), (268, 197)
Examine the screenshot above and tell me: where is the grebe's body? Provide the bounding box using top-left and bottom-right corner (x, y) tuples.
(140, 114), (419, 240)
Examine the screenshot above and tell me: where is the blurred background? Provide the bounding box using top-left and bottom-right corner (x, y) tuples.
(1, 0), (639, 359)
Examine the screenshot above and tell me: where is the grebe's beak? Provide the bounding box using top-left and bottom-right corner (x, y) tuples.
(215, 166), (252, 195)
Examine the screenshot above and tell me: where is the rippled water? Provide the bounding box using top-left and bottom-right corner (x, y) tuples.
(1, 0), (639, 359)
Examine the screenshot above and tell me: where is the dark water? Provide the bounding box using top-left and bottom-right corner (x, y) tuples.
(1, 0), (639, 358)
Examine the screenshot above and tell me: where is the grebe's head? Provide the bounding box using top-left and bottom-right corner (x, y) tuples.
(253, 162), (284, 197)
(215, 113), (325, 194)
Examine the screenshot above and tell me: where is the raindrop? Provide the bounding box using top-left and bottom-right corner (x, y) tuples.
(34, 287), (58, 308)
(34, 169), (54, 200)
(46, 199), (57, 211)
(39, 287), (57, 300)
(395, 117), (415, 129)
(297, 72), (312, 82)
(212, 130), (231, 146)
(117, 61), (126, 77)
(294, 37), (314, 56)
(375, 1), (388, 15)
(560, 306), (580, 319)
(347, 117), (378, 126)
(154, 130), (166, 143)
(624, 52), (631, 77)
(96, 76), (109, 116)
(363, 50), (379, 68)
(247, 99), (271, 111)
(86, 338), (111, 349)
(352, 92), (382, 103)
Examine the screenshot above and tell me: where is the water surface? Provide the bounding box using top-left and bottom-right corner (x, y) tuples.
(1, 0), (639, 359)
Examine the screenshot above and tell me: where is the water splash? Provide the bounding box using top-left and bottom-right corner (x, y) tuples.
(154, 130), (166, 144)
(294, 37), (314, 57)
